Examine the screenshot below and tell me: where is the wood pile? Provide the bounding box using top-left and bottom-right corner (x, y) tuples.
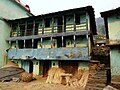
(92, 46), (109, 56)
(46, 67), (65, 84)
(46, 67), (89, 89)
(69, 70), (89, 89)
(90, 61), (105, 72)
(20, 72), (33, 82)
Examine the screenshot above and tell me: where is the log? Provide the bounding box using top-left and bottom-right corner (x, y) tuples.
(78, 71), (89, 88)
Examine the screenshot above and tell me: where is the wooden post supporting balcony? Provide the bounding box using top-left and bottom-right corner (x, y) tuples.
(62, 16), (65, 32)
(51, 37), (53, 48)
(42, 19), (45, 34)
(62, 36), (64, 47)
(74, 14), (76, 31)
(25, 22), (27, 36)
(73, 35), (76, 47)
(24, 40), (25, 48)
(52, 17), (54, 33)
(9, 41), (11, 48)
(16, 40), (18, 48)
(32, 39), (34, 48)
(33, 20), (35, 35)
(41, 38), (43, 43)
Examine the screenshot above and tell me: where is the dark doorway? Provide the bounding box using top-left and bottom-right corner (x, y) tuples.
(57, 17), (63, 33)
(43, 60), (51, 77)
(25, 40), (32, 48)
(29, 60), (33, 73)
(59, 61), (78, 75)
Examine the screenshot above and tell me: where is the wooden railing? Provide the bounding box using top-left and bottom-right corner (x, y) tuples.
(11, 22), (88, 36)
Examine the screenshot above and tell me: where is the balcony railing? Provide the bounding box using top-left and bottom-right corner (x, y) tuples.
(10, 22), (88, 37)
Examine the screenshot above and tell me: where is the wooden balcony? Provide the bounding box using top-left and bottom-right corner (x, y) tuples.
(8, 47), (90, 61)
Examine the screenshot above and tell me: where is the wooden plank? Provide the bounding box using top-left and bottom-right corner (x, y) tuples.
(7, 31), (89, 41)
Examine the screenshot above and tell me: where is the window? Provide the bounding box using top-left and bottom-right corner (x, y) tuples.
(26, 22), (33, 36)
(75, 14), (80, 25)
(11, 23), (18, 37)
(36, 62), (38, 65)
(45, 19), (50, 27)
(53, 63), (55, 66)
(18, 40), (24, 49)
(76, 35), (88, 47)
(25, 40), (32, 48)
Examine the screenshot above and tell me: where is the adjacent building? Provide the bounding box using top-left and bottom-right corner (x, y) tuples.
(0, 0), (33, 67)
(101, 7), (120, 82)
(7, 6), (97, 76)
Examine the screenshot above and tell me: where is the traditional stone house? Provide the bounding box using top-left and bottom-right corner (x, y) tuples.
(101, 7), (120, 82)
(0, 0), (33, 67)
(7, 6), (97, 76)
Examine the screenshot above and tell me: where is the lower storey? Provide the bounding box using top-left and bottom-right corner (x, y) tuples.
(13, 60), (89, 77)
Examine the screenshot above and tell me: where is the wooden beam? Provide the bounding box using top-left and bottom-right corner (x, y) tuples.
(7, 31), (89, 41)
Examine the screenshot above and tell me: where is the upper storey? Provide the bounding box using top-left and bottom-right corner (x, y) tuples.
(101, 7), (120, 46)
(7, 6), (96, 41)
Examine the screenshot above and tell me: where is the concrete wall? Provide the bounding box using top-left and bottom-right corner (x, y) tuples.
(107, 15), (120, 76)
(0, 0), (31, 67)
(0, 0), (30, 19)
(110, 48), (120, 75)
(0, 21), (10, 67)
(108, 16), (120, 40)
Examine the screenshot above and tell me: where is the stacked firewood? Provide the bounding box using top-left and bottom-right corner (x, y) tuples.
(69, 70), (89, 89)
(46, 67), (89, 89)
(46, 67), (65, 84)
(92, 46), (110, 56)
(90, 62), (105, 71)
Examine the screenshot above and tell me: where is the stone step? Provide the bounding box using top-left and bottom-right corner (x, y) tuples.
(85, 86), (104, 90)
(86, 83), (106, 88)
(89, 75), (106, 79)
(96, 71), (106, 74)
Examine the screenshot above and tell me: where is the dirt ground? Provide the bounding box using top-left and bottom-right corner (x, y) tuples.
(0, 78), (80, 90)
